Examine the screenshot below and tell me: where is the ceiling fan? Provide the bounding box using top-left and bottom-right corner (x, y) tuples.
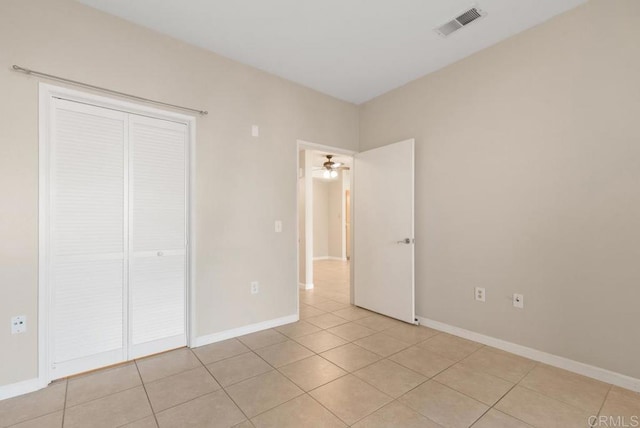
(313, 154), (349, 179)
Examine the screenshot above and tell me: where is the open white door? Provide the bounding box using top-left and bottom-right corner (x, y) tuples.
(354, 139), (415, 323)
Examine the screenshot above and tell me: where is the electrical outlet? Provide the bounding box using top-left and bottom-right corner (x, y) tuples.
(513, 293), (524, 309)
(11, 316), (26, 334)
(251, 281), (259, 294)
(251, 125), (259, 137)
(475, 287), (486, 302)
(275, 220), (282, 233)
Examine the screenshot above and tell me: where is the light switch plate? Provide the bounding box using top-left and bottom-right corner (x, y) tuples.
(275, 220), (282, 233)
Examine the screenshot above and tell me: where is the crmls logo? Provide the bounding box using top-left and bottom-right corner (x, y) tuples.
(589, 416), (640, 427)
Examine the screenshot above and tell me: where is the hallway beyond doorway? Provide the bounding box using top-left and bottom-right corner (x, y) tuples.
(303, 260), (350, 305)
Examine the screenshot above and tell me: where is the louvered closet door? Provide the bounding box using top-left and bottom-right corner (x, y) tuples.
(49, 99), (127, 378)
(129, 115), (187, 358)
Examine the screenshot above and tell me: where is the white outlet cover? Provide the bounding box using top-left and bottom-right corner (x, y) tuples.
(275, 220), (282, 233)
(251, 125), (259, 137)
(474, 287), (485, 302)
(251, 281), (259, 294)
(11, 315), (26, 334)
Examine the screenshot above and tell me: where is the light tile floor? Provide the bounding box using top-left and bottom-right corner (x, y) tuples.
(1, 261), (639, 427)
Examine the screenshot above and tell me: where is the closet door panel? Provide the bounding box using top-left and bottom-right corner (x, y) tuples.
(130, 115), (187, 355)
(131, 255), (185, 345)
(49, 99), (127, 378)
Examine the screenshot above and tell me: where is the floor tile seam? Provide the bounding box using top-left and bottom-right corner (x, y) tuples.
(514, 382), (609, 415)
(437, 358), (521, 388)
(353, 336), (414, 357)
(414, 338), (484, 361)
(304, 299), (345, 310)
(255, 337), (320, 359)
(398, 378), (494, 428)
(64, 383), (142, 410)
(238, 385), (305, 420)
(195, 349), (253, 367)
(596, 385), (614, 418)
(245, 390), (323, 423)
(61, 377), (69, 426)
(338, 393), (395, 427)
(3, 408), (65, 428)
(206, 347), (298, 389)
(303, 392), (352, 427)
(353, 367), (430, 400)
(289, 336), (345, 354)
(277, 365), (351, 394)
(133, 360), (160, 428)
(190, 346), (253, 424)
(236, 337), (290, 352)
(328, 329), (378, 344)
(115, 414), (156, 428)
(455, 353), (532, 384)
(479, 380), (535, 428)
(275, 328), (321, 341)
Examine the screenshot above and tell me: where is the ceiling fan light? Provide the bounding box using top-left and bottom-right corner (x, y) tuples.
(330, 170), (338, 178)
(323, 169), (331, 179)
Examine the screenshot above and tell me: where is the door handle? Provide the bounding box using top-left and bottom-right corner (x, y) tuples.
(397, 238), (413, 244)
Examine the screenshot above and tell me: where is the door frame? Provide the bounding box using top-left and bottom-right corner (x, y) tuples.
(295, 140), (356, 314)
(38, 83), (197, 385)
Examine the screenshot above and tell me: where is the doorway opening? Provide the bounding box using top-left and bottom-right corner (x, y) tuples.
(297, 141), (354, 315)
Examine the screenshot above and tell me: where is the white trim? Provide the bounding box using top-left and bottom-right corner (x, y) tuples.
(299, 282), (314, 290)
(0, 378), (46, 401)
(130, 335), (186, 359)
(296, 139), (356, 319)
(417, 316), (640, 393)
(194, 314), (299, 348)
(303, 150), (314, 293)
(38, 83), (197, 386)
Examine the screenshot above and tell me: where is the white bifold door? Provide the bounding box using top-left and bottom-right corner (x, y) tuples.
(47, 98), (188, 380)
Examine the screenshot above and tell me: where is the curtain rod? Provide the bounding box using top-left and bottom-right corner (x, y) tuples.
(11, 65), (208, 116)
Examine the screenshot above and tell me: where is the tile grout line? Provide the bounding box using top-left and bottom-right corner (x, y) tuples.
(61, 379), (69, 426)
(468, 359), (541, 427)
(134, 359), (160, 427)
(191, 347), (254, 424)
(593, 385), (614, 428)
(471, 355), (541, 426)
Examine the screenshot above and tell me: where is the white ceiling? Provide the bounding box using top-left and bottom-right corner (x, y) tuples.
(77, 0), (586, 104)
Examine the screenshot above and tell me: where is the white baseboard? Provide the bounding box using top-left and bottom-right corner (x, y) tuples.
(299, 282), (314, 290)
(194, 314), (299, 348)
(313, 256), (345, 261)
(417, 316), (640, 393)
(0, 377), (45, 401)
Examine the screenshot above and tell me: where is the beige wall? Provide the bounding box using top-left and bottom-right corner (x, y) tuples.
(313, 178), (344, 260)
(0, 0), (358, 387)
(359, 0), (640, 379)
(328, 178), (343, 259)
(313, 180), (330, 258)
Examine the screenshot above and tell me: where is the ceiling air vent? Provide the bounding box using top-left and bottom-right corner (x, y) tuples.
(434, 6), (487, 38)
